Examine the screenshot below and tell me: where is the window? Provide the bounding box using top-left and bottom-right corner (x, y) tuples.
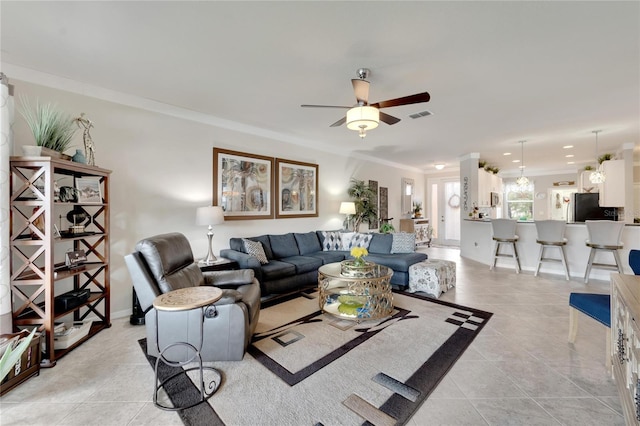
(505, 182), (534, 220)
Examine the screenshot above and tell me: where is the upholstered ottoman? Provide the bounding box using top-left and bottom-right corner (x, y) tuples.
(408, 259), (456, 298)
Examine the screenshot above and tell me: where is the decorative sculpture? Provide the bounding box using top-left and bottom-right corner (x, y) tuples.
(74, 113), (95, 166)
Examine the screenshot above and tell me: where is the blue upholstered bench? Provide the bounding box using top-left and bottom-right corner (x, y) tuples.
(568, 293), (610, 367)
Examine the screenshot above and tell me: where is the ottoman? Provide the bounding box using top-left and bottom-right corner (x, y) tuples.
(408, 259), (456, 298)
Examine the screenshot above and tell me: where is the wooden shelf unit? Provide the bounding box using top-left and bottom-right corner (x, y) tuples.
(9, 156), (111, 367)
(399, 218), (431, 247)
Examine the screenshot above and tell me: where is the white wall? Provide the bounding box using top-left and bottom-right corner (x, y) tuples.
(11, 80), (425, 319)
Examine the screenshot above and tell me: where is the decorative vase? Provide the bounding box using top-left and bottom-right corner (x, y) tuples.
(340, 259), (375, 278)
(72, 149), (86, 164)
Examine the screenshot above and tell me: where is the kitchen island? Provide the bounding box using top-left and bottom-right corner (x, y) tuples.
(460, 219), (639, 280)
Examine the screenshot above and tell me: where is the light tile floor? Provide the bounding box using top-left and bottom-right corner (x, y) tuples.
(0, 246), (623, 425)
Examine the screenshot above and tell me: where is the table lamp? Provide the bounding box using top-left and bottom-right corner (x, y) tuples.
(339, 201), (356, 231)
(196, 206), (225, 264)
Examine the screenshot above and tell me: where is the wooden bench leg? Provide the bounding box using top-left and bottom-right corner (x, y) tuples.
(568, 306), (578, 343)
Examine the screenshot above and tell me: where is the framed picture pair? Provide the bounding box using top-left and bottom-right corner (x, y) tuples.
(212, 148), (318, 220)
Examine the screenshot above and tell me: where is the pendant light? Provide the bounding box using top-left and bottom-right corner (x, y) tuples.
(515, 140), (529, 187)
(589, 130), (606, 184)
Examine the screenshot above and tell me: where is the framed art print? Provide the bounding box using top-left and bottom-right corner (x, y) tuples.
(213, 148), (274, 220)
(75, 177), (102, 204)
(275, 158), (318, 218)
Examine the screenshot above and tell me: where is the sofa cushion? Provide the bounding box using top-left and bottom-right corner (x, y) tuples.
(365, 252), (427, 272)
(368, 233), (393, 254)
(261, 260), (296, 281)
(391, 232), (416, 254)
(279, 255), (323, 274)
(269, 233), (300, 259)
(307, 251), (347, 264)
(294, 232), (322, 255)
(231, 235), (274, 260)
(242, 239), (268, 264)
(321, 231), (342, 251)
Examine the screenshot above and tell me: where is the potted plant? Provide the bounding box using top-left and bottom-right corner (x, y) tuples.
(379, 221), (395, 234)
(346, 178), (378, 231)
(19, 97), (77, 159)
(598, 153), (613, 164)
(413, 202), (422, 218)
(584, 165), (594, 171)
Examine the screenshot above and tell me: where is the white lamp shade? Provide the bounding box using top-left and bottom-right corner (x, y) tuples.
(339, 202), (356, 215)
(196, 206), (225, 226)
(346, 106), (379, 131)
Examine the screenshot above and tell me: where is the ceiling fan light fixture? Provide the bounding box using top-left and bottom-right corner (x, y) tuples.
(346, 106), (379, 136)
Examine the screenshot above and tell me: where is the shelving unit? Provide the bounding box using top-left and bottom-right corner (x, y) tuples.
(399, 218), (431, 247)
(9, 156), (111, 367)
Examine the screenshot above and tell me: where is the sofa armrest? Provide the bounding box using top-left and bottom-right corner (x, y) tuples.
(220, 249), (260, 268)
(220, 249), (263, 282)
(203, 269), (255, 288)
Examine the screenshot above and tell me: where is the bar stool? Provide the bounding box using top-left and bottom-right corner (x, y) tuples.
(490, 219), (520, 273)
(584, 220), (625, 283)
(534, 220), (570, 280)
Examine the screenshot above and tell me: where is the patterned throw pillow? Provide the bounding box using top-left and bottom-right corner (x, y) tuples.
(351, 233), (372, 249)
(321, 231), (342, 251)
(391, 232), (416, 254)
(242, 238), (269, 264)
(340, 232), (356, 250)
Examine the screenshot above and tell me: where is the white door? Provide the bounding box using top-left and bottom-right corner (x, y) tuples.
(430, 178), (461, 247)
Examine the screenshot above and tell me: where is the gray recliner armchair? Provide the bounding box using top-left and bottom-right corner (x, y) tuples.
(125, 232), (260, 361)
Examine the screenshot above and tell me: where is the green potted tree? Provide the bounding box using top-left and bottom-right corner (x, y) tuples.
(347, 178), (378, 231)
(19, 97), (77, 159)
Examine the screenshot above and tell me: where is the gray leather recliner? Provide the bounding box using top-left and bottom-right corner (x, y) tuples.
(125, 232), (260, 361)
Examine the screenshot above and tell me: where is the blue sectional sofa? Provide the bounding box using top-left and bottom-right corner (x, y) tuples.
(220, 231), (427, 298)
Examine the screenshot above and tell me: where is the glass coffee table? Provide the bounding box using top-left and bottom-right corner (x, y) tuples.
(318, 262), (393, 321)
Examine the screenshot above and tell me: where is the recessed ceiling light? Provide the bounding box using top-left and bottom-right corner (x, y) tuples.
(434, 163), (445, 170)
(503, 152), (511, 156)
(565, 154), (574, 158)
(519, 165), (525, 169)
(563, 145), (574, 149)
(567, 161), (575, 164)
(512, 159), (520, 163)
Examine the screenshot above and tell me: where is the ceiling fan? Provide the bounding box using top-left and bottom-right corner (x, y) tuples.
(301, 68), (430, 138)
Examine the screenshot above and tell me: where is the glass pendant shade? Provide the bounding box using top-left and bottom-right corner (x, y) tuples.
(589, 169), (606, 184)
(516, 140), (528, 188)
(589, 130), (606, 183)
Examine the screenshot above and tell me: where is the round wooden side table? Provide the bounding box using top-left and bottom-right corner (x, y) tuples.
(152, 286), (222, 410)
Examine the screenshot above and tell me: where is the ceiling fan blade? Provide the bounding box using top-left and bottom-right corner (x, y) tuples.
(370, 92), (431, 109)
(379, 111), (401, 125)
(351, 79), (370, 104)
(301, 104), (351, 109)
(329, 116), (346, 127)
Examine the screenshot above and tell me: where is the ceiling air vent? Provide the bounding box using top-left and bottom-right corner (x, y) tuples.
(409, 110), (432, 119)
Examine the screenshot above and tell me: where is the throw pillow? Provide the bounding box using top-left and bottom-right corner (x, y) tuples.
(242, 238), (269, 264)
(321, 231), (342, 251)
(340, 232), (356, 250)
(391, 232), (416, 254)
(351, 232), (372, 249)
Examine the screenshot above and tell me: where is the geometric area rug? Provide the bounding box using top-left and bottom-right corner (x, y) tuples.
(139, 290), (492, 426)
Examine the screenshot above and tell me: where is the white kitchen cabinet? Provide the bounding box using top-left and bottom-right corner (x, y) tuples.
(599, 160), (625, 207)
